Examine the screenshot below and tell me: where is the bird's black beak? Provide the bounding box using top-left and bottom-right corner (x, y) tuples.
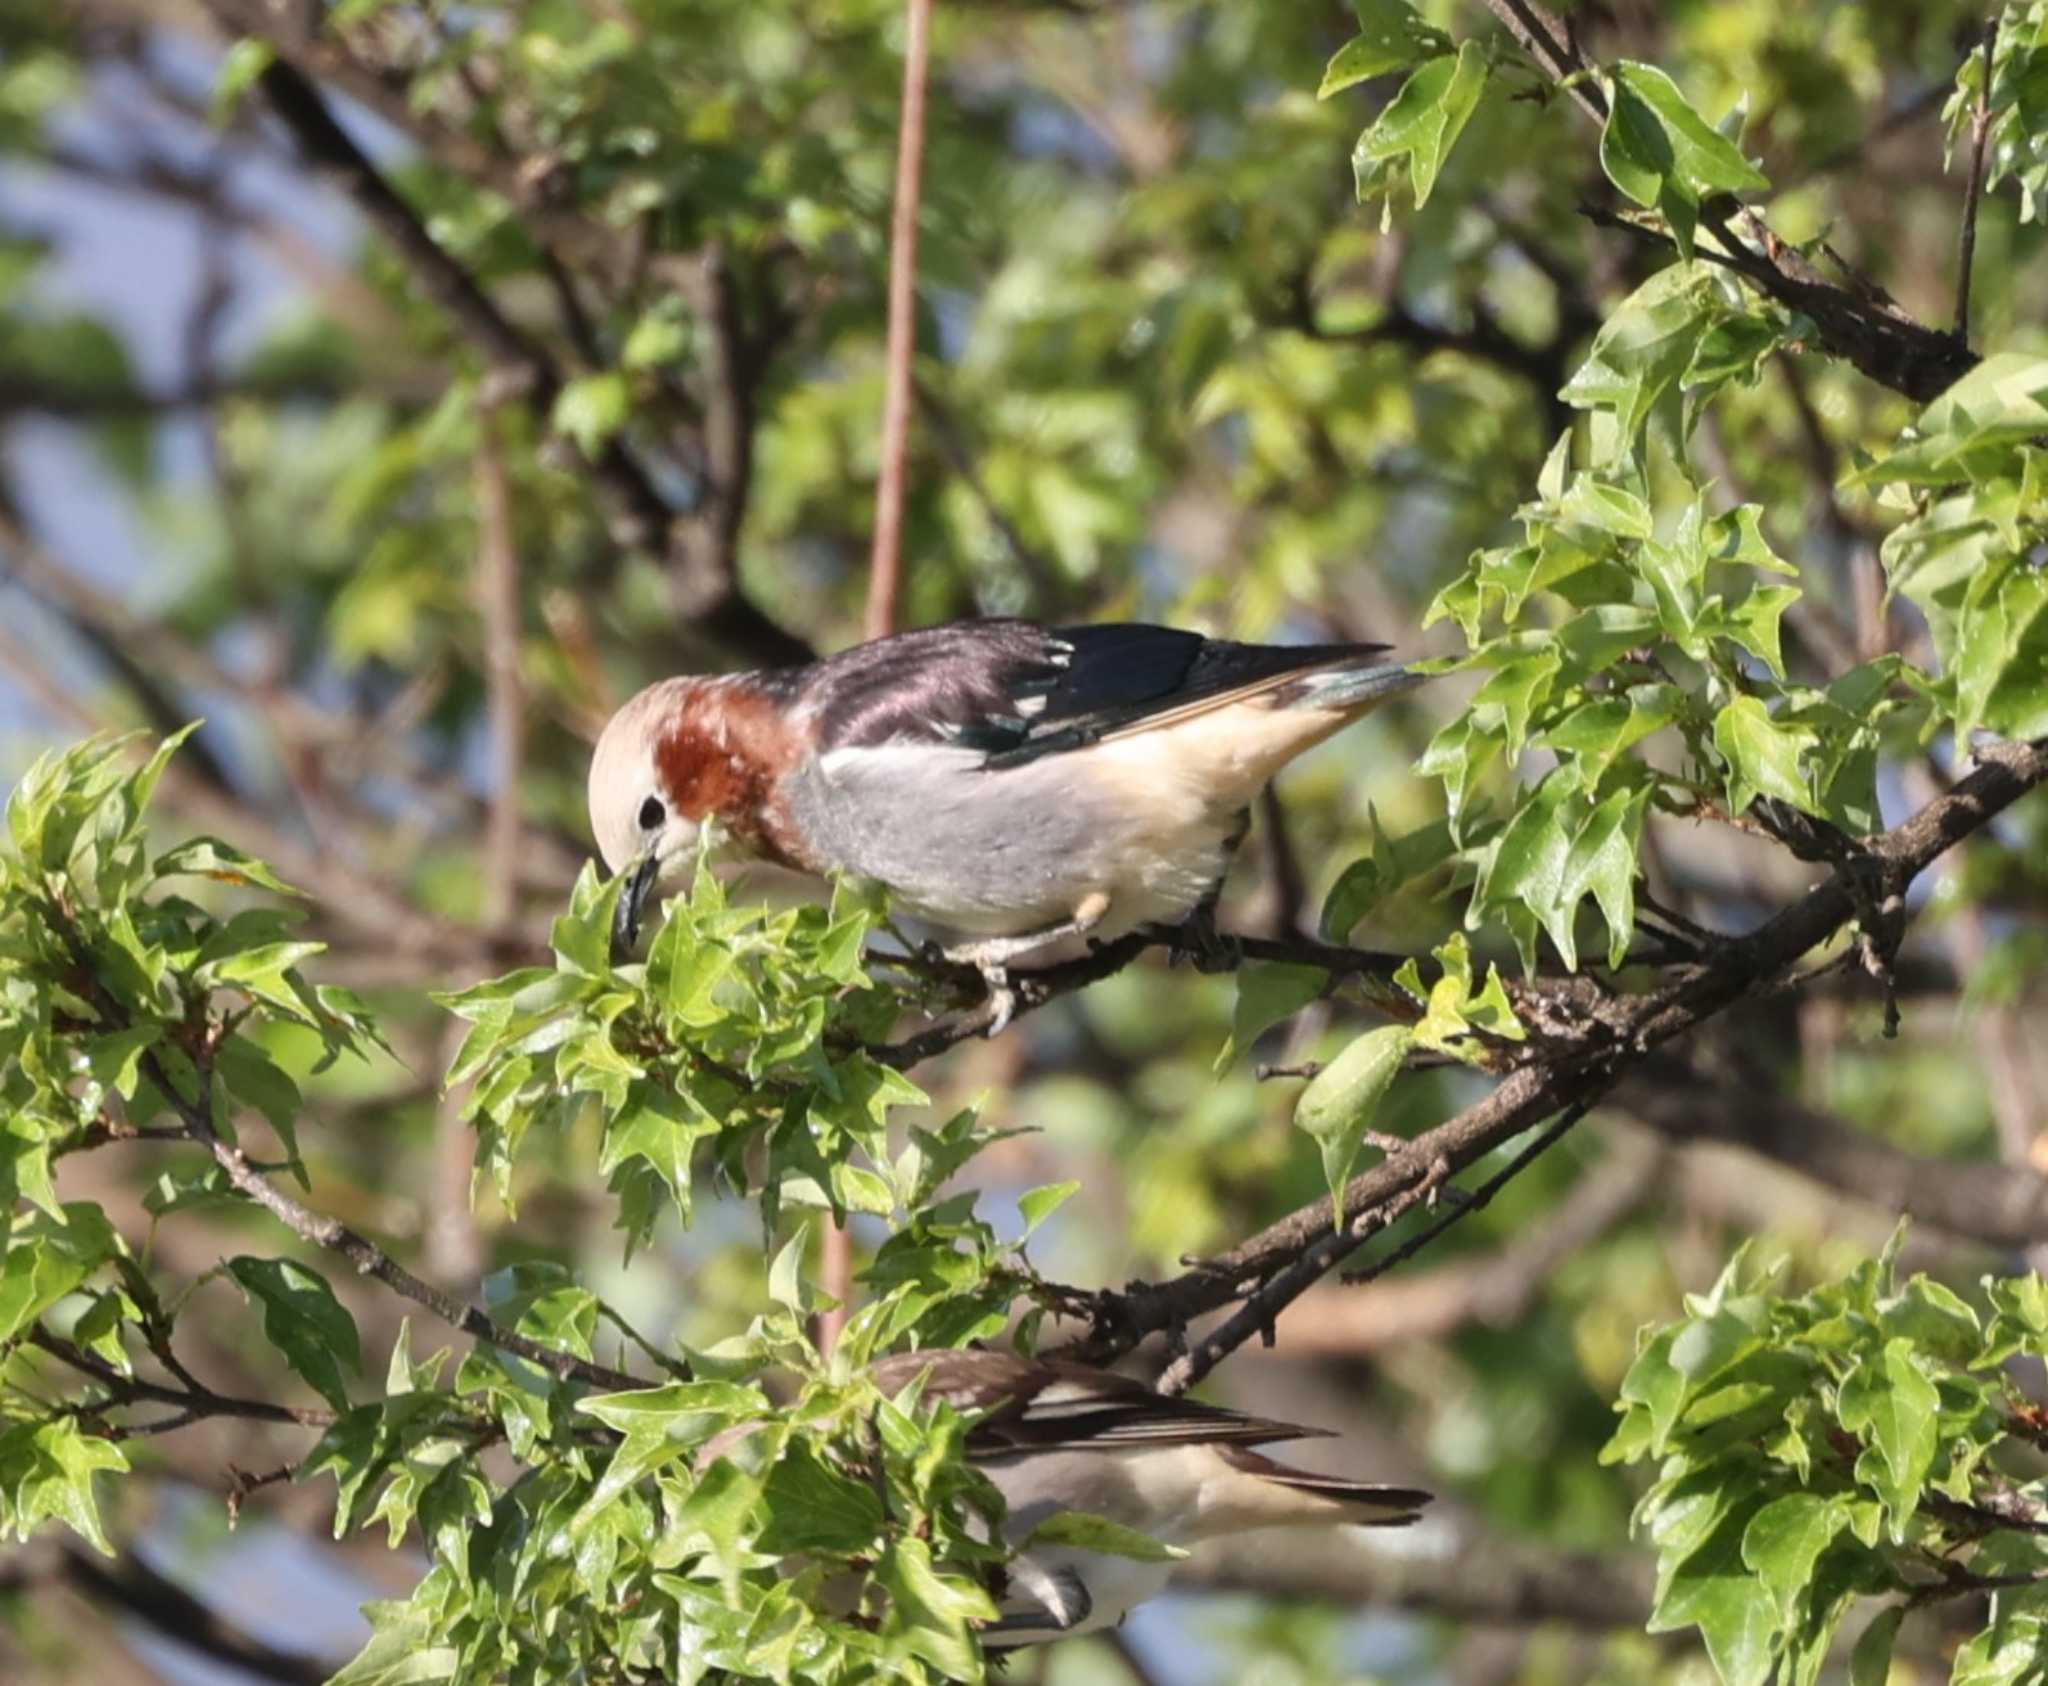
(611, 850), (662, 964)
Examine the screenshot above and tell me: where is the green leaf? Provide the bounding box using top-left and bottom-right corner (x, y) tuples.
(0, 1205), (120, 1343)
(152, 836), (303, 897)
(877, 1534), (997, 1679)
(1557, 785), (1646, 969)
(576, 1380), (768, 1440)
(0, 1417), (129, 1556)
(226, 1256), (361, 1411)
(1017, 1180), (1081, 1238)
(756, 1442), (886, 1554)
(1318, 3), (1452, 97)
(1649, 1504), (1779, 1686)
(552, 372), (631, 454)
(211, 39), (275, 120)
(1836, 1338), (1938, 1535)
(1713, 696), (1818, 815)
(1022, 1509), (1190, 1564)
(1294, 1025), (1413, 1213)
(1600, 62), (1766, 257)
(1216, 960), (1326, 1072)
(1849, 1605), (1904, 1686)
(1352, 41), (1488, 212)
(1740, 1493), (1847, 1622)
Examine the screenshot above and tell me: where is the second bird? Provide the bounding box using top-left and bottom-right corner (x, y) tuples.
(589, 618), (1420, 1024)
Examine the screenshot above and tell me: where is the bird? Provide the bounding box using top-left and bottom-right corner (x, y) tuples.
(870, 1349), (1430, 1646)
(588, 618), (1421, 1025)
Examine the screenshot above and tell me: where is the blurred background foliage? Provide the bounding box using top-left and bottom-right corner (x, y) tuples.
(0, 0), (2045, 1681)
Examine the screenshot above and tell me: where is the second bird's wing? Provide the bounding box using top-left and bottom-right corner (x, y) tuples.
(799, 619), (1390, 768)
(869, 1349), (1334, 1454)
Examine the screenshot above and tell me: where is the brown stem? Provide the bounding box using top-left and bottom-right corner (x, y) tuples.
(1956, 19), (1999, 341)
(865, 0), (936, 642)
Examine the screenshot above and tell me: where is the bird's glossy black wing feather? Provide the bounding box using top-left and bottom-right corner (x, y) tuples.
(984, 623), (1390, 766)
(801, 619), (1389, 763)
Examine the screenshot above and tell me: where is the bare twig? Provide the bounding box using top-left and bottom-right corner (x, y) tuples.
(1278, 1136), (1657, 1353)
(26, 1329), (333, 1430)
(865, 0), (936, 641)
(1956, 19), (2000, 341)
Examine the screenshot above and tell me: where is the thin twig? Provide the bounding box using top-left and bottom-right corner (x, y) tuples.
(865, 0), (936, 642)
(1340, 1103), (1593, 1286)
(1956, 18), (2000, 341)
(27, 1329), (334, 1429)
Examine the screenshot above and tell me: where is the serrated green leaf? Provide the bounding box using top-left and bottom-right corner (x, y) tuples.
(1353, 42), (1487, 212)
(1837, 1338), (1938, 1536)
(1714, 696), (1818, 815)
(1740, 1493), (1847, 1623)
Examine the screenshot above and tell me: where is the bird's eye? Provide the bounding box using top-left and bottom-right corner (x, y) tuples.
(638, 795), (666, 831)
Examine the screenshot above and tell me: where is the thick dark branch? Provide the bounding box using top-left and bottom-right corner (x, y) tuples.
(1485, 0), (1976, 402)
(867, 927), (1415, 1067)
(1066, 740), (2048, 1368)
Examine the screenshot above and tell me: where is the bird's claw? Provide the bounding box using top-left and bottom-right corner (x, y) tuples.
(979, 965), (1016, 1038)
(1177, 905), (1241, 973)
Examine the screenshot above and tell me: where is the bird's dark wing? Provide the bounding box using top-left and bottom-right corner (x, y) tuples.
(870, 1350), (1331, 1453)
(801, 619), (1390, 765)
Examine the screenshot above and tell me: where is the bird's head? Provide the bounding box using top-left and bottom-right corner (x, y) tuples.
(587, 675), (808, 958)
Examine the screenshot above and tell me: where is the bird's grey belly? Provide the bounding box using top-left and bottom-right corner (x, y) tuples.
(785, 749), (1230, 938)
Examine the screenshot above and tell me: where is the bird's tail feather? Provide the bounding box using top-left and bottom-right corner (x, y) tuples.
(1224, 1448), (1433, 1524)
(1280, 658), (1424, 714)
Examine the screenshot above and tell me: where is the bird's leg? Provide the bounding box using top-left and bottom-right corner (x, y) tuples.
(941, 893), (1111, 1037)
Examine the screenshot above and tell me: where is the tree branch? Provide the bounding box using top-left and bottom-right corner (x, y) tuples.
(1484, 0), (1977, 402)
(41, 891), (651, 1396)
(1060, 739), (2048, 1370)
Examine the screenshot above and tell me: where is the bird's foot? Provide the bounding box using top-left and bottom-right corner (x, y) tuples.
(1175, 903), (1242, 973)
(978, 965), (1017, 1039)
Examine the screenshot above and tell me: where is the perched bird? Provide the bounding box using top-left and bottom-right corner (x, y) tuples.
(589, 618), (1420, 1021)
(868, 1348), (1431, 1646)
